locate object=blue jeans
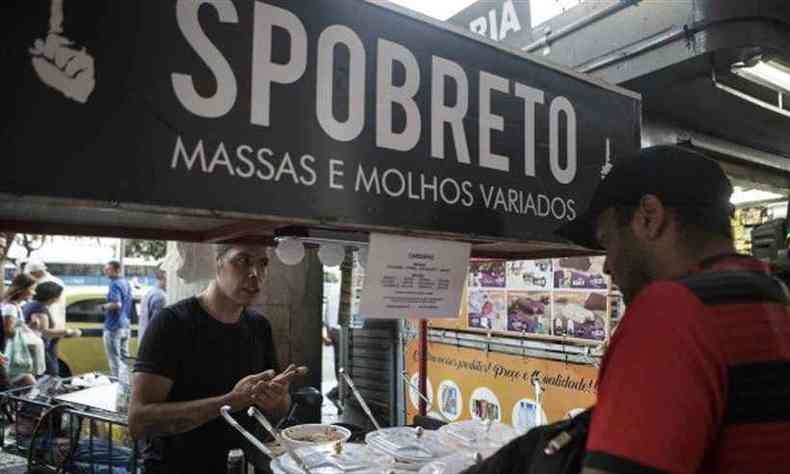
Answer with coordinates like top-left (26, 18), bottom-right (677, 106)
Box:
top-left (103, 329), bottom-right (130, 378)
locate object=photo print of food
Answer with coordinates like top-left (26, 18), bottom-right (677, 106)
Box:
top-left (507, 291), bottom-right (551, 335)
top-left (469, 387), bottom-right (502, 421)
top-left (468, 290), bottom-right (508, 330)
top-left (438, 379), bottom-right (463, 421)
top-left (552, 291), bottom-right (607, 340)
top-left (506, 259), bottom-right (553, 290)
top-left (469, 260), bottom-right (507, 288)
top-left (512, 398), bottom-right (548, 434)
top-left (554, 256), bottom-right (608, 290)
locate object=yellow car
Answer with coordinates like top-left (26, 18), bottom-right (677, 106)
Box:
top-left (58, 286), bottom-right (141, 376)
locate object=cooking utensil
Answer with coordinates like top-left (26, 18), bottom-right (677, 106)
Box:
top-left (248, 406), bottom-right (312, 474)
top-left (220, 405), bottom-right (274, 458)
top-left (399, 371), bottom-right (451, 424)
top-left (339, 367), bottom-right (382, 431)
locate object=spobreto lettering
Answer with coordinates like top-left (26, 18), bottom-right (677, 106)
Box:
top-left (172, 0), bottom-right (579, 186)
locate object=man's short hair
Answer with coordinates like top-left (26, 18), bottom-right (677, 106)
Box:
top-left (214, 244), bottom-right (235, 260)
top-left (615, 203), bottom-right (734, 248)
top-left (107, 260), bottom-right (122, 272)
top-left (33, 281), bottom-right (64, 303)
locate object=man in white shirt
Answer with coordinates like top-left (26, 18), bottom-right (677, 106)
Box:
top-left (26, 259), bottom-right (66, 328)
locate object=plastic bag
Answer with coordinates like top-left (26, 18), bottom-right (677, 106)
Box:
top-left (5, 320), bottom-right (34, 379)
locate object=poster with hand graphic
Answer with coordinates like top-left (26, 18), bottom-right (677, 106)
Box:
top-left (30, 0), bottom-right (95, 104)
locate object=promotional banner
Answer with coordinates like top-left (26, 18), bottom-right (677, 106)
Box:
top-left (404, 339), bottom-right (597, 429)
top-left (2, 0), bottom-right (640, 243)
top-left (431, 256), bottom-right (610, 342)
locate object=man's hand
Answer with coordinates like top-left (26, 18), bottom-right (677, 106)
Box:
top-left (251, 365), bottom-right (308, 415)
top-left (250, 375), bottom-right (290, 414)
top-left (226, 370), bottom-right (276, 412)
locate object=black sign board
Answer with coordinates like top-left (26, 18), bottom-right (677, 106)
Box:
top-left (2, 0), bottom-right (640, 243)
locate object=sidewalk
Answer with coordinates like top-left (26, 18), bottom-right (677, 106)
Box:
top-left (0, 450), bottom-right (25, 473)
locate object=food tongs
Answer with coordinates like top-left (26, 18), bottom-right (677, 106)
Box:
top-left (343, 369), bottom-right (432, 459)
top-left (221, 405), bottom-right (315, 473)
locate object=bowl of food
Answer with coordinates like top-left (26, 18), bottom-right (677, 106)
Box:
top-left (280, 423), bottom-right (352, 448)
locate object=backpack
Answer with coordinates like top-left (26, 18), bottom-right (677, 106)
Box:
top-left (460, 270), bottom-right (788, 474)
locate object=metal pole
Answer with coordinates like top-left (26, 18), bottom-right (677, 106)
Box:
top-left (418, 320), bottom-right (428, 417)
top-left (118, 238), bottom-right (125, 276)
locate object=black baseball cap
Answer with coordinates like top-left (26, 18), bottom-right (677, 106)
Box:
top-left (555, 145), bottom-right (733, 250)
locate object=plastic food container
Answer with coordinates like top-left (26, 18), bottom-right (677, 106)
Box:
top-left (418, 452), bottom-right (486, 474)
top-left (365, 427), bottom-right (454, 466)
top-left (437, 419), bottom-right (517, 453)
top-left (280, 424), bottom-right (352, 449)
top-left (271, 443), bottom-right (397, 473)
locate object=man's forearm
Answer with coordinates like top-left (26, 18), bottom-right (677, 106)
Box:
top-left (129, 393), bottom-right (237, 439)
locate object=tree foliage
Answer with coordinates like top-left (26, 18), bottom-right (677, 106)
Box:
top-left (125, 239), bottom-right (166, 260)
top-left (0, 233), bottom-right (16, 295)
top-left (15, 234), bottom-right (48, 258)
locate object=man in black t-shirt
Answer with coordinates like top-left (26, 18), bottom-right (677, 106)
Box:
top-left (130, 244), bottom-right (294, 473)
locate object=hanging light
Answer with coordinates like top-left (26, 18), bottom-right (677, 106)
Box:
top-left (732, 58), bottom-right (790, 94)
top-left (318, 243), bottom-right (345, 267)
top-left (275, 237), bottom-right (305, 266)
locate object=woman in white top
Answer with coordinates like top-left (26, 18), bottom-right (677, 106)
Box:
top-left (1, 274), bottom-right (38, 387)
top-left (24, 281), bottom-right (81, 376)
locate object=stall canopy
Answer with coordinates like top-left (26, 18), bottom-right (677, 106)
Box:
top-left (1, 0), bottom-right (640, 257)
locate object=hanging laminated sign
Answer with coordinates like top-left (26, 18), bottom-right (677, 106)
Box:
top-left (359, 233), bottom-right (471, 320)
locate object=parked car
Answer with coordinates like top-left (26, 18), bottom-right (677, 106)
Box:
top-left (58, 286), bottom-right (141, 377)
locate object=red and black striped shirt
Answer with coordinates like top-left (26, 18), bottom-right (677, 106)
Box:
top-left (585, 256), bottom-right (790, 473)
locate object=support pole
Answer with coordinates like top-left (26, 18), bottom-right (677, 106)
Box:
top-left (418, 320), bottom-right (428, 417)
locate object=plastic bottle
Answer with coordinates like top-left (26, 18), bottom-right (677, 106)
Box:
top-left (227, 449), bottom-right (245, 474)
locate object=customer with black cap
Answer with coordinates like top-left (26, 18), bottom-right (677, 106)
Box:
top-left (552, 146), bottom-right (790, 473)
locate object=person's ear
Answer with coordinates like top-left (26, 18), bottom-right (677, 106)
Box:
top-left (632, 195), bottom-right (667, 241)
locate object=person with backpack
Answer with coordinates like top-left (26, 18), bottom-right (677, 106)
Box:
top-left (463, 146), bottom-right (790, 474)
top-left (556, 146), bottom-right (790, 473)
